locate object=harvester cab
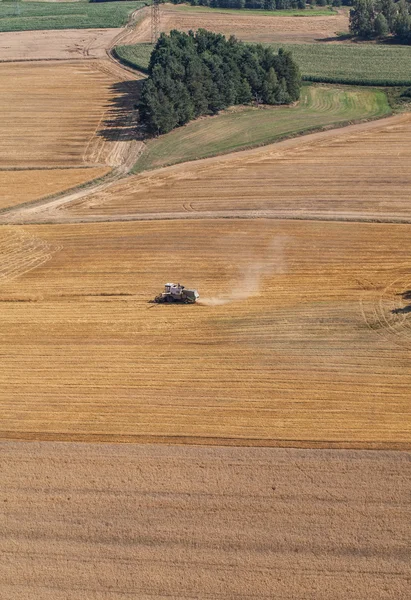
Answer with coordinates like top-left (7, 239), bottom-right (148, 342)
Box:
top-left (155, 283), bottom-right (199, 304)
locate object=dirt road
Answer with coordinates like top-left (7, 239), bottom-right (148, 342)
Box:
top-left (1, 113), bottom-right (407, 225)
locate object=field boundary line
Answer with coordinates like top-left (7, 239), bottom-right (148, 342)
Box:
top-left (0, 430), bottom-right (410, 449)
top-left (1, 112), bottom-right (404, 225)
top-left (6, 211), bottom-right (411, 226)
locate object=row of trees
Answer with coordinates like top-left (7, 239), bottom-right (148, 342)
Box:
top-left (171, 0), bottom-right (356, 10)
top-left (171, 0), bottom-right (307, 9)
top-left (349, 0), bottom-right (411, 40)
top-left (139, 30), bottom-right (301, 135)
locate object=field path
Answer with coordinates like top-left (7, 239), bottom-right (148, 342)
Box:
top-left (0, 6), bottom-right (148, 209)
top-left (0, 112), bottom-right (406, 225)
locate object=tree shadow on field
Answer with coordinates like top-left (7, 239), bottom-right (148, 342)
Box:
top-left (398, 290), bottom-right (411, 301)
top-left (97, 80), bottom-right (145, 143)
top-left (392, 290), bottom-right (411, 314)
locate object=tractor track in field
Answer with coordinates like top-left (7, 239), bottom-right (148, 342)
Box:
top-left (0, 112), bottom-right (406, 226)
top-left (0, 6), bottom-right (147, 215)
top-left (0, 5), bottom-right (405, 226)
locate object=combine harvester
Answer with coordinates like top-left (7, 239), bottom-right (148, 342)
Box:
top-left (155, 283), bottom-right (199, 304)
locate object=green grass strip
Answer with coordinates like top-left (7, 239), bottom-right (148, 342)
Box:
top-left (133, 84), bottom-right (390, 173)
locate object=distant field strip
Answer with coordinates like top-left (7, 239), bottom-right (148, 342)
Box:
top-left (271, 43), bottom-right (411, 86)
top-left (0, 220), bottom-right (411, 447)
top-left (118, 41), bottom-right (411, 86)
top-left (0, 1), bottom-right (144, 32)
top-left (169, 5), bottom-right (337, 16)
top-left (132, 85), bottom-right (390, 172)
top-left (133, 3), bottom-right (349, 44)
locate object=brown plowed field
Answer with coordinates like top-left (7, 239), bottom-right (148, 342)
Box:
top-left (1, 441), bottom-right (410, 600)
top-left (0, 168), bottom-right (109, 211)
top-left (56, 113), bottom-right (411, 223)
top-left (133, 4), bottom-right (349, 44)
top-left (1, 219), bottom-right (411, 446)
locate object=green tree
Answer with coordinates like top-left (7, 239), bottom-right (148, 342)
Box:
top-left (349, 0), bottom-right (376, 37)
top-left (139, 31), bottom-right (301, 135)
top-left (393, 0), bottom-right (411, 38)
top-left (262, 68), bottom-right (279, 103)
top-left (377, 0), bottom-right (397, 30)
top-left (374, 12), bottom-right (389, 34)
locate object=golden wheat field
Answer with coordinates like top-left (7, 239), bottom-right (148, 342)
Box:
top-left (57, 114), bottom-right (411, 223)
top-left (0, 61), bottom-right (119, 169)
top-left (0, 168), bottom-right (109, 211)
top-left (0, 219), bottom-right (410, 447)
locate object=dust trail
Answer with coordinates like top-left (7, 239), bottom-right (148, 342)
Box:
top-left (199, 235), bottom-right (288, 306)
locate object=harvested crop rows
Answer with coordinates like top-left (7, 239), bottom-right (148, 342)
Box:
top-left (52, 113), bottom-right (411, 223)
top-left (0, 61), bottom-right (119, 168)
top-left (0, 168), bottom-right (109, 211)
top-left (0, 58), bottom-right (142, 210)
top-left (135, 4), bottom-right (349, 44)
top-left (1, 441), bottom-right (410, 600)
top-left (0, 219), bottom-right (411, 446)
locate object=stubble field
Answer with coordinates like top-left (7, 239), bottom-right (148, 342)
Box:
top-left (0, 219), bottom-right (411, 447)
top-left (0, 58), bottom-right (142, 210)
top-left (133, 4), bottom-right (349, 44)
top-left (51, 113), bottom-right (411, 223)
top-left (0, 60), bottom-right (118, 168)
top-left (1, 441), bottom-right (410, 600)
top-left (1, 9), bottom-right (411, 599)
top-left (0, 168), bottom-right (109, 210)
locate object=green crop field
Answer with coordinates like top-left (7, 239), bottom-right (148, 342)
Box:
top-left (271, 43), bottom-right (411, 86)
top-left (115, 42), bottom-right (152, 73)
top-left (116, 42), bottom-right (411, 86)
top-left (134, 84), bottom-right (390, 173)
top-left (0, 1), bottom-right (146, 32)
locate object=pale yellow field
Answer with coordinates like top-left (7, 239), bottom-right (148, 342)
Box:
top-left (57, 114), bottom-right (411, 223)
top-left (0, 219), bottom-right (411, 447)
top-left (0, 168), bottom-right (109, 210)
top-left (0, 28), bottom-right (120, 61)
